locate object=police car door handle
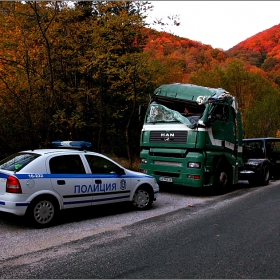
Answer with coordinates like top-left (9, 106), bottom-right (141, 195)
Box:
top-left (57, 180), bottom-right (65, 185)
top-left (95, 180), bottom-right (102, 184)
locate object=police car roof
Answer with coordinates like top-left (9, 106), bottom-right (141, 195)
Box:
top-left (18, 141), bottom-right (115, 158)
top-left (21, 141), bottom-right (94, 155)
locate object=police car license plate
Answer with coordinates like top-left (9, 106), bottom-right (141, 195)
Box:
top-left (159, 176), bottom-right (172, 183)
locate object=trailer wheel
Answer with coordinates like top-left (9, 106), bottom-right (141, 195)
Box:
top-left (249, 164), bottom-right (270, 186)
top-left (259, 164), bottom-right (270, 186)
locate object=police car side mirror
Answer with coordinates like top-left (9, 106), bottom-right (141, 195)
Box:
top-left (139, 105), bottom-right (146, 122)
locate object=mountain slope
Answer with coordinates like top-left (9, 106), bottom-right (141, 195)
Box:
top-left (227, 24), bottom-right (280, 71)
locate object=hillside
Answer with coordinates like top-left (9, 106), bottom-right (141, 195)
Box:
top-left (227, 24), bottom-right (280, 83)
top-left (143, 28), bottom-right (228, 82)
top-left (144, 24), bottom-right (280, 86)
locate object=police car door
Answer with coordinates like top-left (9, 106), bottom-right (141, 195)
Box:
top-left (84, 154), bottom-right (130, 205)
top-left (48, 154), bottom-right (93, 209)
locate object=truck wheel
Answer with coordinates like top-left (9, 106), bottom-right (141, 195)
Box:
top-left (132, 186), bottom-right (153, 210)
top-left (260, 164), bottom-right (270, 186)
top-left (249, 165), bottom-right (270, 186)
top-left (214, 167), bottom-right (232, 193)
top-left (27, 196), bottom-right (58, 228)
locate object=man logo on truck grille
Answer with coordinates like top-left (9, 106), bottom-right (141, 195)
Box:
top-left (161, 133), bottom-right (174, 141)
top-left (150, 131), bottom-right (187, 143)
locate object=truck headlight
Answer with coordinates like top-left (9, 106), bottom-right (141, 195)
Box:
top-left (188, 162), bottom-right (201, 169)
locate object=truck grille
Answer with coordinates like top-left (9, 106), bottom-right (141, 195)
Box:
top-left (150, 131), bottom-right (188, 143)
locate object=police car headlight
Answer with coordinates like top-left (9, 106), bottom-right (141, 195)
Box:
top-left (141, 158), bottom-right (148, 164)
top-left (188, 162), bottom-right (201, 169)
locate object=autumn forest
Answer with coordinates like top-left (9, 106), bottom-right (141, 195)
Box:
top-left (1, 1), bottom-right (280, 167)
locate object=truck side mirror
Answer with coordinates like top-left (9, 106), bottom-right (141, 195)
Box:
top-left (204, 115), bottom-right (216, 127)
top-left (139, 105), bottom-right (146, 122)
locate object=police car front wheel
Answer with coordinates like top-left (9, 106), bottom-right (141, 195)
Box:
top-left (27, 196), bottom-right (58, 228)
top-left (132, 187), bottom-right (153, 210)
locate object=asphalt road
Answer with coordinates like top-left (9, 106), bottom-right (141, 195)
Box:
top-left (0, 181), bottom-right (280, 278)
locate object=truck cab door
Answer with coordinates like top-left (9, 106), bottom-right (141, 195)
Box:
top-left (208, 104), bottom-right (236, 152)
top-left (208, 104), bottom-right (228, 149)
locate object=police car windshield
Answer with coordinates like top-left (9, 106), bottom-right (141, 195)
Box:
top-left (0, 152), bottom-right (40, 172)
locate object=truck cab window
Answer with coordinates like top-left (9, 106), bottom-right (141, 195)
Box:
top-left (210, 104), bottom-right (228, 122)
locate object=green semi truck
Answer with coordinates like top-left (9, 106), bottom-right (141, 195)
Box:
top-left (139, 83), bottom-right (271, 191)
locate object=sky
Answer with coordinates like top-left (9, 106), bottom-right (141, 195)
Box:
top-left (145, 1), bottom-right (280, 50)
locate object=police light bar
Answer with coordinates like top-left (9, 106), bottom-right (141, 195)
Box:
top-left (52, 141), bottom-right (92, 149)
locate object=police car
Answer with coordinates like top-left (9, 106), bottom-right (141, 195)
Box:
top-left (0, 141), bottom-right (159, 228)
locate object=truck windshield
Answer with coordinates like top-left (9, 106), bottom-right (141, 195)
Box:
top-left (146, 103), bottom-right (199, 128)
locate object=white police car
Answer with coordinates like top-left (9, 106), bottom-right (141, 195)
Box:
top-left (0, 141), bottom-right (159, 228)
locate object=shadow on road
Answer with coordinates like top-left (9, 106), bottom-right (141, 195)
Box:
top-left (158, 180), bottom-right (258, 197)
top-left (0, 201), bottom-right (135, 229)
top-left (58, 201), bottom-right (135, 226)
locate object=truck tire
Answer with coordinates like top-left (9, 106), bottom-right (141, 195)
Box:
top-left (259, 164), bottom-right (270, 186)
top-left (214, 166), bottom-right (232, 193)
top-left (249, 164), bottom-right (270, 186)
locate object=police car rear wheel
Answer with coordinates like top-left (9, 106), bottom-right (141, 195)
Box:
top-left (132, 187), bottom-right (153, 210)
top-left (28, 197), bottom-right (57, 228)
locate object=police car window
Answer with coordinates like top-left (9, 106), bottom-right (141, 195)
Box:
top-left (0, 152), bottom-right (40, 172)
top-left (50, 155), bottom-right (86, 174)
top-left (85, 155), bottom-right (120, 174)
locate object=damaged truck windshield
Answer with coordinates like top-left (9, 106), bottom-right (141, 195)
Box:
top-left (146, 103), bottom-right (202, 127)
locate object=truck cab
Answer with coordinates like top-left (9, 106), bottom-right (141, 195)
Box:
top-left (140, 83), bottom-right (242, 189)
